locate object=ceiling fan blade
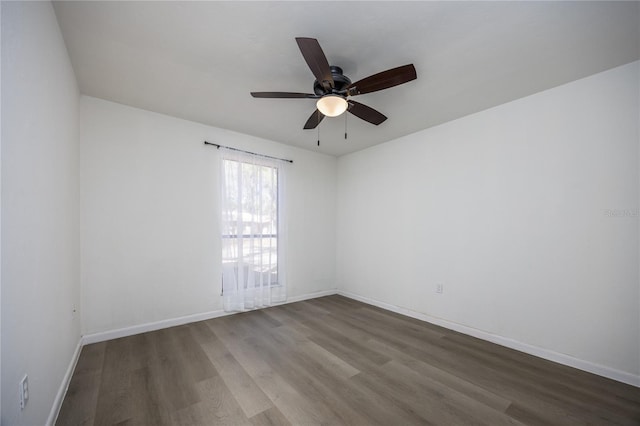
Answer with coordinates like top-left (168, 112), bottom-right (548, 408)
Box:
top-left (303, 109), bottom-right (325, 129)
top-left (251, 92), bottom-right (319, 99)
top-left (295, 37), bottom-right (334, 91)
top-left (348, 64), bottom-right (417, 96)
top-left (347, 100), bottom-right (387, 125)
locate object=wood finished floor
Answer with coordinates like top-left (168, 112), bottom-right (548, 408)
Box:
top-left (57, 295), bottom-right (640, 425)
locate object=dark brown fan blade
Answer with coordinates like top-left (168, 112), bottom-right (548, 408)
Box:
top-left (295, 37), bottom-right (334, 91)
top-left (303, 109), bottom-right (325, 129)
top-left (347, 100), bottom-right (387, 125)
top-left (251, 92), bottom-right (319, 99)
top-left (348, 64), bottom-right (416, 96)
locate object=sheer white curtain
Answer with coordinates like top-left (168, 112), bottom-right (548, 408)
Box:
top-left (220, 149), bottom-right (287, 312)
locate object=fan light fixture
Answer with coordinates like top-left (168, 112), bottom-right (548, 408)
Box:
top-left (316, 95), bottom-right (348, 117)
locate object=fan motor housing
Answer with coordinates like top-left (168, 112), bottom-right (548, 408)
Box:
top-left (313, 66), bottom-right (352, 95)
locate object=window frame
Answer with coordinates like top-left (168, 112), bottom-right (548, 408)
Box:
top-left (220, 157), bottom-right (281, 289)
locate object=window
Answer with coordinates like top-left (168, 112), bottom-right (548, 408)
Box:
top-left (220, 153), bottom-right (286, 311)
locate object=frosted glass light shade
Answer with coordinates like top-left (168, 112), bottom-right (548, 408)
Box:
top-left (316, 95), bottom-right (348, 117)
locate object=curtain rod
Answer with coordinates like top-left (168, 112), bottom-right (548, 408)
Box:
top-left (204, 141), bottom-right (293, 164)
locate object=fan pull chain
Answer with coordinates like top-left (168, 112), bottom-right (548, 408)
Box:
top-left (317, 119), bottom-right (320, 146)
top-left (344, 111), bottom-right (348, 140)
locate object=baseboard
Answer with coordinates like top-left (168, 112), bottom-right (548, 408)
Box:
top-left (82, 308), bottom-right (230, 345)
top-left (82, 288), bottom-right (339, 345)
top-left (337, 290), bottom-right (640, 388)
top-left (283, 288), bottom-right (337, 304)
top-left (46, 338), bottom-right (83, 426)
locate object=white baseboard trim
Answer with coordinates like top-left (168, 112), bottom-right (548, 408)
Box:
top-left (337, 290), bottom-right (640, 388)
top-left (82, 288), bottom-right (339, 346)
top-left (46, 338), bottom-right (83, 426)
top-left (82, 309), bottom-right (229, 345)
top-left (283, 288), bottom-right (337, 304)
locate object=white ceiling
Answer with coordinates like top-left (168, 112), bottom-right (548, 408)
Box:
top-left (53, 1), bottom-right (639, 157)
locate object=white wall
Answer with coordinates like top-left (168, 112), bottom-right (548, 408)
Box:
top-left (337, 62), bottom-right (640, 380)
top-left (80, 96), bottom-right (337, 335)
top-left (1, 1), bottom-right (4, 418)
top-left (1, 2), bottom-right (81, 425)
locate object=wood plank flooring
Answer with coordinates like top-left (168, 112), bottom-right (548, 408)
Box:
top-left (56, 295), bottom-right (640, 425)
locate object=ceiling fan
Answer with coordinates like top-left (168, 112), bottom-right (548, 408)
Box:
top-left (251, 37), bottom-right (417, 130)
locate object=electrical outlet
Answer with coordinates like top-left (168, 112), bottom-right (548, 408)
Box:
top-left (19, 375), bottom-right (28, 409)
top-left (436, 282), bottom-right (444, 294)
